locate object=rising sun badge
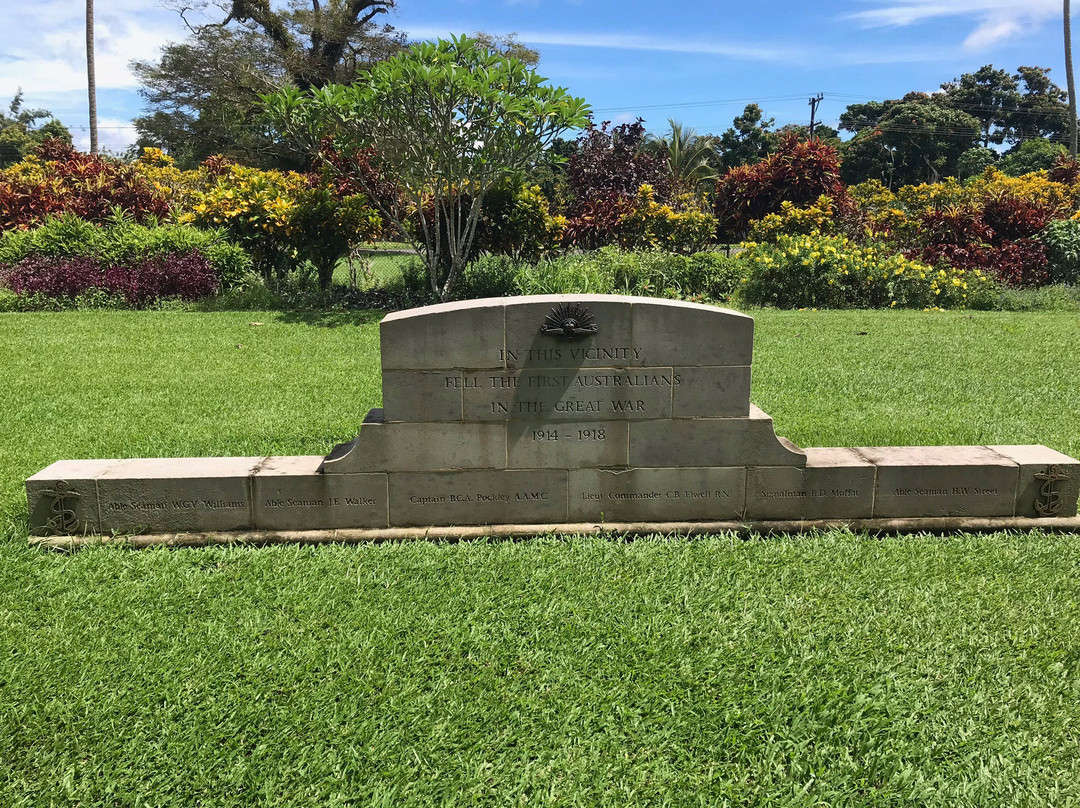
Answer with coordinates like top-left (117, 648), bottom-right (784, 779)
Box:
top-left (539, 303), bottom-right (599, 342)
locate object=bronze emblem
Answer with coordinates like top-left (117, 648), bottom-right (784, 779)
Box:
top-left (539, 303), bottom-right (598, 342)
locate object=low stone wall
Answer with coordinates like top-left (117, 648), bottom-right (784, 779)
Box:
top-left (26, 296), bottom-right (1080, 540)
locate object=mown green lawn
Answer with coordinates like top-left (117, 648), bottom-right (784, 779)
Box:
top-left (1, 308), bottom-right (1079, 805)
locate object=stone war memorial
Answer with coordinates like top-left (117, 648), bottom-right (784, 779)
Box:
top-left (27, 295), bottom-right (1080, 546)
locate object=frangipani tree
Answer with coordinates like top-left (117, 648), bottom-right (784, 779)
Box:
top-left (264, 35), bottom-right (590, 300)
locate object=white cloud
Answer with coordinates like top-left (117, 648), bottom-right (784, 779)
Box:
top-left (404, 25), bottom-right (802, 62)
top-left (845, 0), bottom-right (1058, 50)
top-left (0, 0), bottom-right (183, 98)
top-left (70, 117), bottom-right (138, 154)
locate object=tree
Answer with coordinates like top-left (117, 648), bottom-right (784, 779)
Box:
top-left (0, 92), bottom-right (72, 168)
top-left (86, 0), bottom-right (97, 154)
top-left (217, 0), bottom-right (396, 91)
top-left (1012, 66), bottom-right (1070, 141)
top-left (132, 0), bottom-right (404, 167)
top-left (469, 31), bottom-right (539, 67)
top-left (566, 119), bottom-right (670, 202)
top-left (1068, 0), bottom-right (1078, 156)
top-left (1000, 138), bottom-right (1068, 175)
top-left (956, 146), bottom-right (999, 179)
top-left (940, 65), bottom-right (1021, 146)
top-left (839, 100), bottom-right (895, 135)
top-left (265, 36), bottom-right (589, 301)
top-left (716, 104), bottom-right (777, 170)
top-left (875, 98), bottom-right (981, 183)
top-left (644, 119), bottom-right (718, 194)
top-left (776, 122), bottom-right (841, 147)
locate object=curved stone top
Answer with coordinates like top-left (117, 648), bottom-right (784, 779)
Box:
top-left (380, 294), bottom-right (754, 371)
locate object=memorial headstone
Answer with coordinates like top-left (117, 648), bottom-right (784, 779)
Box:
top-left (26, 296), bottom-right (1080, 539)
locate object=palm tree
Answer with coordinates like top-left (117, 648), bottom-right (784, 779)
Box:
top-left (646, 119), bottom-right (719, 194)
top-left (1067, 0), bottom-right (1077, 157)
top-left (86, 0), bottom-right (97, 154)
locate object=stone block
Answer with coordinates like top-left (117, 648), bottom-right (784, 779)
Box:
top-left (745, 448), bottom-right (876, 520)
top-left (252, 456), bottom-right (389, 530)
top-left (630, 299), bottom-right (753, 367)
top-left (987, 445), bottom-right (1080, 518)
top-left (507, 421), bottom-right (629, 469)
top-left (465, 368), bottom-right (676, 421)
top-left (389, 469), bottom-right (567, 526)
top-left (380, 300), bottom-right (504, 370)
top-left (381, 370), bottom-right (463, 422)
top-left (95, 457), bottom-right (261, 533)
top-left (856, 446), bottom-right (1018, 518)
top-left (568, 467), bottom-right (745, 522)
top-left (672, 366), bottom-right (751, 418)
top-left (26, 459), bottom-right (124, 535)
top-left (503, 296), bottom-right (637, 369)
top-left (630, 405), bottom-right (806, 468)
top-left (322, 419), bottom-right (506, 473)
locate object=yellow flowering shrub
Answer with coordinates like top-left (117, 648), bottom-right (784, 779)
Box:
top-left (617, 184), bottom-right (717, 254)
top-left (479, 184), bottom-right (565, 261)
top-left (970, 169), bottom-right (1080, 216)
top-left (746, 195), bottom-right (839, 242)
top-left (738, 231), bottom-right (999, 309)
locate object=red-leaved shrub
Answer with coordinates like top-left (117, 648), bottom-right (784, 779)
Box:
top-left (3, 251), bottom-right (218, 306)
top-left (713, 134), bottom-right (850, 240)
top-left (0, 139), bottom-right (171, 230)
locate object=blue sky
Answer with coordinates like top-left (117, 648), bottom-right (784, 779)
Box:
top-left (0, 0), bottom-right (1066, 152)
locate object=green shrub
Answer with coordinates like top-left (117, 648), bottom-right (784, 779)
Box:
top-left (1041, 218), bottom-right (1080, 284)
top-left (511, 248), bottom-right (740, 301)
top-left (616, 185), bottom-right (717, 254)
top-left (455, 255), bottom-right (525, 299)
top-left (737, 232), bottom-right (1000, 309)
top-left (0, 214), bottom-right (253, 289)
top-left (514, 253), bottom-right (616, 296)
top-left (478, 184), bottom-right (565, 261)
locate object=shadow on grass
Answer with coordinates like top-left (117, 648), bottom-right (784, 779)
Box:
top-left (272, 310), bottom-right (385, 328)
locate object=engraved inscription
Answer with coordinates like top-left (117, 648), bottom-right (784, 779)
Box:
top-left (42, 481), bottom-right (80, 534)
top-left (500, 347), bottom-right (644, 363)
top-left (106, 499), bottom-right (246, 511)
top-left (892, 487), bottom-right (999, 496)
top-left (465, 368), bottom-right (681, 421)
top-left (579, 488), bottom-right (731, 501)
top-left (263, 497), bottom-right (376, 508)
top-left (1034, 464), bottom-right (1067, 517)
top-left (531, 429), bottom-right (607, 441)
top-left (759, 488), bottom-right (861, 499)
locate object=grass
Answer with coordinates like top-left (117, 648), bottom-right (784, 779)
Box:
top-left (2, 307), bottom-right (1080, 805)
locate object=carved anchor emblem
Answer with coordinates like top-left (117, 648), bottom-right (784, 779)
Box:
top-left (42, 481), bottom-right (81, 534)
top-left (539, 303), bottom-right (598, 342)
top-left (1034, 464), bottom-right (1068, 517)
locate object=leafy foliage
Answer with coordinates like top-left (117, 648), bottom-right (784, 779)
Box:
top-left (1000, 139), bottom-right (1069, 177)
top-left (713, 133), bottom-right (848, 241)
top-left (0, 140), bottom-right (170, 230)
top-left (0, 91), bottom-right (71, 169)
top-left (1, 251), bottom-right (219, 307)
top-left (615, 185), bottom-right (717, 253)
top-left (266, 35), bottom-right (589, 301)
top-left (477, 184), bottom-right (565, 262)
top-left (566, 119), bottom-right (671, 204)
top-left (738, 232), bottom-right (999, 309)
top-left (716, 104), bottom-right (777, 171)
top-left (0, 214), bottom-right (251, 289)
top-left (1040, 218), bottom-right (1080, 284)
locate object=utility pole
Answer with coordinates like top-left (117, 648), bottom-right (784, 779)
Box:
top-left (808, 93), bottom-right (824, 139)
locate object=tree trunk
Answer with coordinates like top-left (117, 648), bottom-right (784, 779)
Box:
top-left (86, 0), bottom-right (98, 154)
top-left (1067, 0), bottom-right (1078, 157)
